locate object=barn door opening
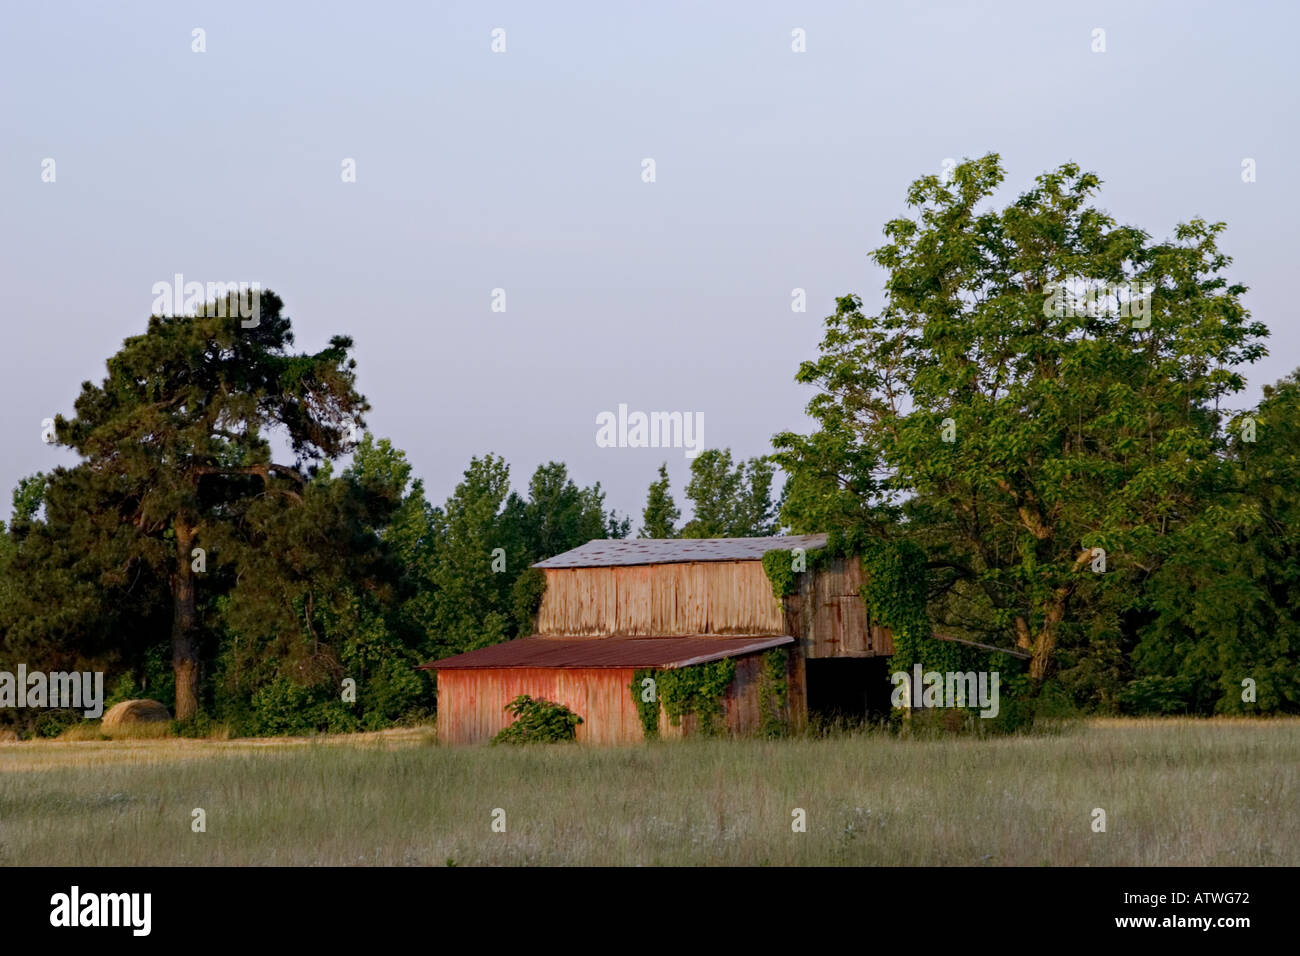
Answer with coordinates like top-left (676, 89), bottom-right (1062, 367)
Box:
top-left (805, 657), bottom-right (892, 725)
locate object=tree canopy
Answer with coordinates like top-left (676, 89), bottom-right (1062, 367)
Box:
top-left (777, 153), bottom-right (1289, 710)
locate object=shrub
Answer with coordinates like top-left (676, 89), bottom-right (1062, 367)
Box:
top-left (32, 709), bottom-right (81, 739)
top-left (170, 712), bottom-right (217, 738)
top-left (248, 677), bottom-right (360, 736)
top-left (1119, 676), bottom-right (1195, 715)
top-left (491, 694), bottom-right (582, 744)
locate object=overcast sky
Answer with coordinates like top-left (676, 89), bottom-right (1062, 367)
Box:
top-left (3, 0), bottom-right (1296, 525)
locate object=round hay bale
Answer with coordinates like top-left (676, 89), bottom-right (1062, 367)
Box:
top-left (101, 699), bottom-right (171, 730)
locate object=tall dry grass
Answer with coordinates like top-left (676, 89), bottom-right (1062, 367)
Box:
top-left (0, 719), bottom-right (1294, 866)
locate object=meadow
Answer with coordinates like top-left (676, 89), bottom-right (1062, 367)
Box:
top-left (0, 718), bottom-right (1295, 866)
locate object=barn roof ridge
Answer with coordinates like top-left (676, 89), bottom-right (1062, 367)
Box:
top-left (532, 533), bottom-right (829, 569)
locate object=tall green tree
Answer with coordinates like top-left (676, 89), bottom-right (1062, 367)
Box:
top-left (46, 291), bottom-right (367, 717)
top-left (215, 437), bottom-right (425, 732)
top-left (505, 461), bottom-right (629, 560)
top-left (777, 154), bottom-right (1267, 683)
top-left (423, 455), bottom-right (516, 660)
top-left (639, 463), bottom-right (680, 538)
top-left (1, 464), bottom-right (173, 722)
top-left (681, 449), bottom-right (778, 537)
top-left (1130, 370), bottom-right (1300, 714)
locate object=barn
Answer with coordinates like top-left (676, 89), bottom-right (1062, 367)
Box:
top-left (420, 534), bottom-right (897, 744)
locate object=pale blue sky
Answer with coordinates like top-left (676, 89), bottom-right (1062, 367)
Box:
top-left (3, 1), bottom-right (1296, 523)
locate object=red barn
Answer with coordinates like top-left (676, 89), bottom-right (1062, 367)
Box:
top-left (420, 535), bottom-right (896, 744)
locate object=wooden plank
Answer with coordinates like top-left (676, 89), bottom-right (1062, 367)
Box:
top-left (538, 561), bottom-right (785, 638)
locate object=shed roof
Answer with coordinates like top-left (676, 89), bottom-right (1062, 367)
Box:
top-left (532, 534), bottom-right (828, 569)
top-left (419, 635), bottom-right (794, 671)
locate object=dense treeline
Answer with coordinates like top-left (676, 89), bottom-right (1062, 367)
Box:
top-left (2, 155), bottom-right (1297, 735)
top-left (0, 297), bottom-right (777, 735)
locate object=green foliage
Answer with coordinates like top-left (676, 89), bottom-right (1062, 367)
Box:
top-left (507, 461), bottom-right (631, 560)
top-left (681, 449), bottom-right (778, 538)
top-left (139, 640), bottom-right (176, 710)
top-left (170, 712), bottom-right (216, 738)
top-left (758, 649), bottom-right (790, 738)
top-left (630, 668), bottom-right (661, 739)
top-left (0, 423), bottom-right (634, 735)
top-left (418, 458), bottom-right (628, 664)
top-left (103, 672), bottom-right (140, 712)
top-left (762, 550), bottom-right (798, 600)
top-left (761, 546), bottom-right (827, 601)
top-left (491, 694), bottom-right (582, 744)
top-left (0, 291), bottom-right (371, 720)
top-left (32, 709), bottom-right (80, 739)
top-left (421, 454), bottom-right (516, 658)
top-left (510, 567), bottom-right (547, 638)
top-left (246, 677), bottom-right (360, 736)
top-left (980, 670), bottom-right (1042, 735)
top-left (657, 658), bottom-right (736, 736)
top-left (861, 539), bottom-right (957, 674)
top-left (639, 463), bottom-right (680, 538)
top-left (1118, 676), bottom-right (1196, 716)
top-left (776, 154), bottom-right (1268, 691)
top-left (10, 473), bottom-right (46, 528)
top-left (1129, 369), bottom-right (1300, 715)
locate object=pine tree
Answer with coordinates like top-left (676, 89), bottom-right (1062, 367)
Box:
top-left (45, 291), bottom-right (367, 718)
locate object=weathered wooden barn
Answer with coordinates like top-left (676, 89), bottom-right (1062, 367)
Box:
top-left (420, 534), bottom-right (896, 744)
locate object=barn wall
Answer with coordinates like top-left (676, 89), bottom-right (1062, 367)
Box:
top-left (532, 556), bottom-right (892, 658)
top-left (784, 556), bottom-right (894, 659)
top-left (536, 562), bottom-right (785, 637)
top-left (436, 667), bottom-right (650, 745)
top-left (436, 653), bottom-right (797, 744)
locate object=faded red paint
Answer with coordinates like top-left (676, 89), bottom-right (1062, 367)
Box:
top-left (435, 667), bottom-right (648, 745)
top-left (433, 652), bottom-right (800, 745)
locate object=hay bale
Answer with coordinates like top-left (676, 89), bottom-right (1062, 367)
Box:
top-left (101, 699), bottom-right (171, 730)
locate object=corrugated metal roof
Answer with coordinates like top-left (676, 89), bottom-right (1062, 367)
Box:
top-left (532, 534), bottom-right (828, 569)
top-left (419, 635), bottom-right (794, 670)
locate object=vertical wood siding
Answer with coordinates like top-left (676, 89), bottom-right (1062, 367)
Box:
top-left (532, 557), bottom-right (892, 657)
top-left (783, 556), bottom-right (894, 658)
top-left (436, 668), bottom-right (643, 745)
top-left (435, 655), bottom-right (789, 745)
top-left (536, 561), bottom-right (785, 637)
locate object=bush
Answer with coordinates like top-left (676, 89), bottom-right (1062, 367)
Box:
top-left (355, 656), bottom-right (430, 729)
top-left (170, 712), bottom-right (217, 738)
top-left (247, 677), bottom-right (360, 736)
top-left (889, 671), bottom-right (1076, 738)
top-left (491, 695), bottom-right (582, 744)
top-left (1119, 676), bottom-right (1195, 715)
top-left (31, 709), bottom-right (81, 739)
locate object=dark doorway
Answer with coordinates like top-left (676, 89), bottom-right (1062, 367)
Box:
top-left (806, 657), bottom-right (893, 724)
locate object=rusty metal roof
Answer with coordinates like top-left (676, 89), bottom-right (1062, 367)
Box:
top-left (532, 534), bottom-right (828, 569)
top-left (419, 635), bottom-right (794, 670)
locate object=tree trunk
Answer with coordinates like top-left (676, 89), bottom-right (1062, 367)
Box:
top-left (1028, 587), bottom-right (1070, 682)
top-left (171, 515), bottom-right (200, 720)
top-left (1029, 633), bottom-right (1054, 682)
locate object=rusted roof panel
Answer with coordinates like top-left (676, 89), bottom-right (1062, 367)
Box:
top-left (419, 635), bottom-right (794, 670)
top-left (532, 534), bottom-right (828, 569)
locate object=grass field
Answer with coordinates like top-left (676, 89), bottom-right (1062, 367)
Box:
top-left (0, 718), bottom-right (1295, 866)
